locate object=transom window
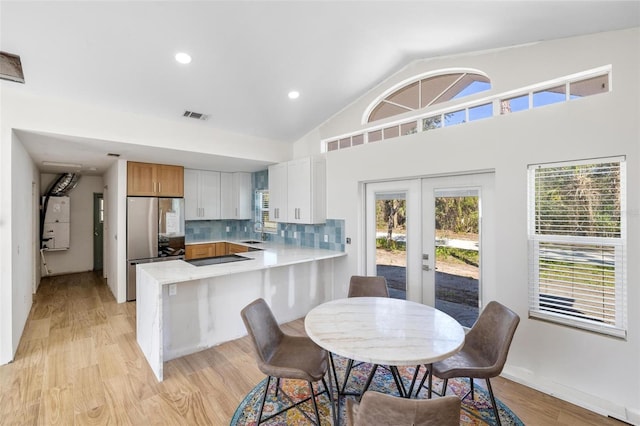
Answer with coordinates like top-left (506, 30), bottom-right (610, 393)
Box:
top-left (367, 71), bottom-right (491, 123)
top-left (527, 157), bottom-right (626, 338)
top-left (324, 66), bottom-right (611, 152)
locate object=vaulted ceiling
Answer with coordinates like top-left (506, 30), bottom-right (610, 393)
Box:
top-left (2, 1), bottom-right (639, 174)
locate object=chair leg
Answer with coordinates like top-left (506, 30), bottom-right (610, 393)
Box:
top-left (257, 376), bottom-right (271, 424)
top-left (441, 378), bottom-right (449, 396)
top-left (275, 377), bottom-right (281, 397)
top-left (308, 381), bottom-right (321, 425)
top-left (470, 377), bottom-right (475, 400)
top-left (485, 378), bottom-right (502, 426)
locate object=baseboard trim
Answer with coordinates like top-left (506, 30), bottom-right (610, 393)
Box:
top-left (501, 366), bottom-right (636, 425)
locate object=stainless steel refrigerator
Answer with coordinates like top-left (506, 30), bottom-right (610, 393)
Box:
top-left (127, 197), bottom-right (185, 301)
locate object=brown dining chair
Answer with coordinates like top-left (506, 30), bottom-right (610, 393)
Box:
top-left (340, 275), bottom-right (392, 395)
top-left (346, 391), bottom-right (461, 426)
top-left (415, 300), bottom-right (520, 426)
top-left (348, 275), bottom-right (389, 298)
top-left (241, 298), bottom-right (333, 425)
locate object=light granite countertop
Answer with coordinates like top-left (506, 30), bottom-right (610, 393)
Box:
top-left (138, 241), bottom-right (346, 285)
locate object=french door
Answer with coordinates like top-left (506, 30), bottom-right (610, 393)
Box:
top-left (366, 173), bottom-right (495, 324)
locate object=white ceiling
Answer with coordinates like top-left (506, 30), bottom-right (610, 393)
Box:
top-left (2, 1), bottom-right (639, 175)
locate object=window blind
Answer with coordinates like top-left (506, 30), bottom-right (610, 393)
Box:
top-left (528, 157), bottom-right (626, 338)
top-left (256, 190), bottom-right (277, 234)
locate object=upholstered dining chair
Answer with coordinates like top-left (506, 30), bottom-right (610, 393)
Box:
top-left (241, 298), bottom-right (333, 425)
top-left (347, 275), bottom-right (389, 298)
top-left (339, 275), bottom-right (390, 395)
top-left (415, 300), bottom-right (520, 426)
top-left (346, 391), bottom-right (461, 426)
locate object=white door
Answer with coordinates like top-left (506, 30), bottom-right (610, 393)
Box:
top-left (421, 173), bottom-right (495, 326)
top-left (365, 173), bottom-right (495, 317)
top-left (365, 180), bottom-right (421, 302)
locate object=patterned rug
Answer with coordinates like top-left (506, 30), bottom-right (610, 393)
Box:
top-left (231, 354), bottom-right (524, 425)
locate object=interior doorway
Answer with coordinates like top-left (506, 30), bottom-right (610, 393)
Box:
top-left (93, 193), bottom-right (104, 271)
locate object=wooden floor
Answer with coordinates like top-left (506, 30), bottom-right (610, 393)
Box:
top-left (0, 271), bottom-right (626, 425)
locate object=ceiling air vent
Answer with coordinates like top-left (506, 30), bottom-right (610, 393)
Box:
top-left (183, 110), bottom-right (209, 121)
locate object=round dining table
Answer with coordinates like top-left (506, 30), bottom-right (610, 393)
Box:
top-left (305, 297), bottom-right (465, 400)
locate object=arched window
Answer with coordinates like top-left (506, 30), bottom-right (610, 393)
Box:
top-left (324, 66), bottom-right (609, 152)
top-left (366, 71), bottom-right (491, 123)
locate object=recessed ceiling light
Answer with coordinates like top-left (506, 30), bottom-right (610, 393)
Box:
top-left (288, 91), bottom-right (300, 100)
top-left (175, 52), bottom-right (192, 64)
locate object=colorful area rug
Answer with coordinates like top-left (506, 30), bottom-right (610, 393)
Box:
top-left (231, 354), bottom-right (524, 425)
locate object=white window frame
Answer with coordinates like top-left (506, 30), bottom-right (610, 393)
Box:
top-left (527, 156), bottom-right (626, 338)
top-left (256, 190), bottom-right (277, 234)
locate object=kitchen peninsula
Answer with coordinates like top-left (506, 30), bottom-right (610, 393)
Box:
top-left (136, 241), bottom-right (346, 381)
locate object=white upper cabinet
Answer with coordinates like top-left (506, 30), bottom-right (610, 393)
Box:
top-left (221, 172), bottom-right (252, 219)
top-left (268, 162), bottom-right (288, 222)
top-left (269, 156), bottom-right (326, 224)
top-left (184, 169), bottom-right (221, 220)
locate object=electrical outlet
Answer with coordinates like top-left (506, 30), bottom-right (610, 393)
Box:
top-left (169, 284), bottom-right (177, 296)
top-left (346, 237), bottom-right (351, 244)
top-left (324, 235), bottom-right (329, 243)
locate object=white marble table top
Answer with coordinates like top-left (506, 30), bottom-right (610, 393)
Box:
top-left (305, 297), bottom-right (465, 366)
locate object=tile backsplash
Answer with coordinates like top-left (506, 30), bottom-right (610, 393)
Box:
top-left (186, 218), bottom-right (345, 252)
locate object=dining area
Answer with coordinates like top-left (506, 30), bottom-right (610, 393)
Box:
top-left (235, 275), bottom-right (521, 425)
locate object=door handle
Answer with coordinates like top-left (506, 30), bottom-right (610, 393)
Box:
top-left (422, 254), bottom-right (431, 271)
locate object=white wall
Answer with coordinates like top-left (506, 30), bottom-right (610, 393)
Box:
top-left (9, 131), bottom-right (38, 360)
top-left (103, 159), bottom-right (127, 303)
top-left (296, 28), bottom-right (640, 422)
top-left (40, 174), bottom-right (104, 276)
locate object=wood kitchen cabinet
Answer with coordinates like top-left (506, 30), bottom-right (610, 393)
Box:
top-left (185, 242), bottom-right (228, 260)
top-left (127, 161), bottom-right (184, 197)
top-left (184, 169), bottom-right (221, 220)
top-left (185, 243), bottom-right (215, 260)
top-left (220, 172), bottom-right (252, 220)
top-left (227, 243), bottom-right (248, 254)
top-left (268, 156), bottom-right (326, 224)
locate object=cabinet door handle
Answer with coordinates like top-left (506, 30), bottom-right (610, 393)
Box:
top-left (159, 182), bottom-right (162, 193)
top-left (153, 182), bottom-right (157, 193)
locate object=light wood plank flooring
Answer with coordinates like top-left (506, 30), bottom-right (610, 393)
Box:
top-left (0, 271), bottom-right (626, 425)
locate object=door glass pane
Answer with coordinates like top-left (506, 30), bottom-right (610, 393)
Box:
top-left (434, 191), bottom-right (479, 327)
top-left (375, 195), bottom-right (406, 300)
